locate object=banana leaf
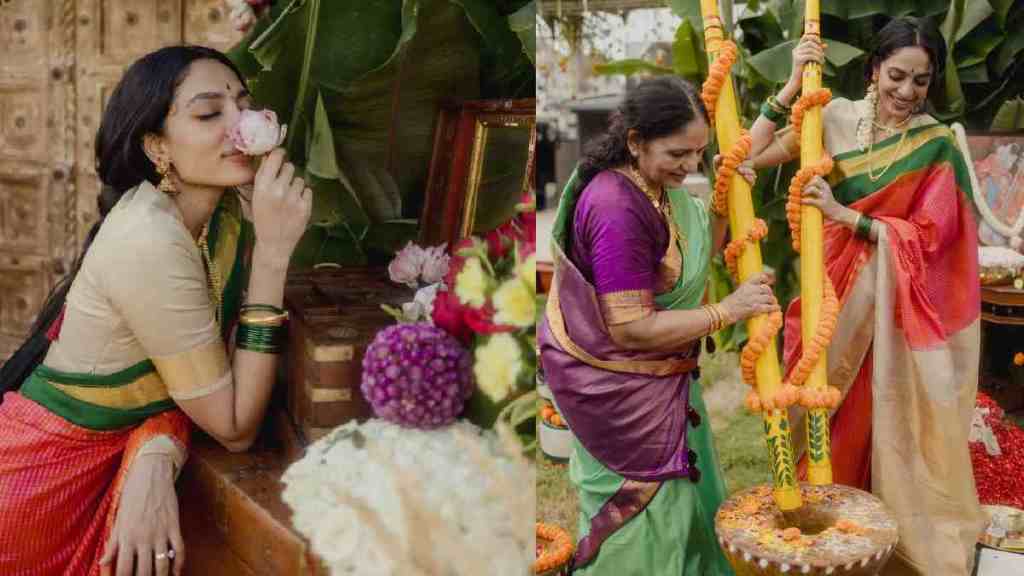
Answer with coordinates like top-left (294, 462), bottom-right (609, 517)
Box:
top-left (738, 10), bottom-right (785, 55)
top-left (454, 0), bottom-right (536, 98)
top-left (673, 19), bottom-right (707, 81)
top-left (508, 2), bottom-right (537, 65)
top-left (990, 97), bottom-right (1024, 130)
top-left (747, 39), bottom-right (864, 84)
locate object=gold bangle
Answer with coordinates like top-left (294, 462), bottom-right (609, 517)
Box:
top-left (700, 305), bottom-right (716, 334)
top-left (714, 303), bottom-right (732, 327)
top-left (240, 311), bottom-right (289, 326)
top-left (704, 304), bottom-right (722, 333)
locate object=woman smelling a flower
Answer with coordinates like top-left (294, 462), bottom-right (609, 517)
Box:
top-left (0, 45), bottom-right (310, 576)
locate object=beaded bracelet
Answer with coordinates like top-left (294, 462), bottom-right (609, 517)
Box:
top-left (854, 213), bottom-right (874, 239)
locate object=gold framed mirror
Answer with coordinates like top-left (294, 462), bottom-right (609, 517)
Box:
top-left (461, 111), bottom-right (536, 237)
top-left (420, 99), bottom-right (536, 248)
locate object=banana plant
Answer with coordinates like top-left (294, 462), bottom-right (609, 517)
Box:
top-left (227, 0), bottom-right (536, 267)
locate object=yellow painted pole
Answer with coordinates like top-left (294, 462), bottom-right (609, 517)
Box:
top-left (700, 0), bottom-right (801, 510)
top-left (799, 0), bottom-right (834, 485)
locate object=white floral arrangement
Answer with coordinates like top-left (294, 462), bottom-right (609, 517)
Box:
top-left (281, 419), bottom-right (534, 576)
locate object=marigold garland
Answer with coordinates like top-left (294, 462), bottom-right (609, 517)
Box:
top-left (785, 89), bottom-right (834, 253)
top-left (533, 522), bottom-right (574, 575)
top-left (711, 133), bottom-right (753, 217)
top-left (702, 40), bottom-right (786, 405)
top-left (774, 86), bottom-right (843, 411)
top-left (739, 310), bottom-right (785, 389)
top-left (724, 218), bottom-right (768, 279)
top-left (785, 156), bottom-right (834, 253)
top-left (700, 40), bottom-right (739, 126)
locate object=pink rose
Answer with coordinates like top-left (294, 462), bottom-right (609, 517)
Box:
top-left (420, 244), bottom-right (450, 285)
top-left (388, 242), bottom-right (426, 287)
top-left (228, 109), bottom-right (287, 156)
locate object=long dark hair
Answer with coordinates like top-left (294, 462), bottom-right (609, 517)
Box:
top-left (0, 46), bottom-right (246, 396)
top-left (865, 16), bottom-right (946, 94)
top-left (576, 76), bottom-right (709, 192)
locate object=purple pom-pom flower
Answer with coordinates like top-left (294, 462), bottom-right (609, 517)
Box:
top-left (361, 323), bottom-right (473, 429)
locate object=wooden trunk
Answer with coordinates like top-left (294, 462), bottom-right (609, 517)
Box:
top-left (179, 412), bottom-right (328, 576)
top-left (283, 267), bottom-right (414, 441)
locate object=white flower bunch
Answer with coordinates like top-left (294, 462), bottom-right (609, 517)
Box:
top-left (281, 419), bottom-right (534, 576)
top-left (979, 246), bottom-right (1024, 271)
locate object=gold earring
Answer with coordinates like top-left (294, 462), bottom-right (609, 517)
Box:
top-left (156, 157), bottom-right (177, 196)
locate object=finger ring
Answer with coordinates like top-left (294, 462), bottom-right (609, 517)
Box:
top-left (156, 549), bottom-right (176, 561)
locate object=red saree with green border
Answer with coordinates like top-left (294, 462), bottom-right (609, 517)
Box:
top-left (0, 191), bottom-right (252, 576)
top-left (783, 122), bottom-right (985, 574)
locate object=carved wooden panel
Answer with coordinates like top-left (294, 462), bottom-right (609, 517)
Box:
top-left (0, 1), bottom-right (47, 62)
top-left (0, 0), bottom-right (60, 360)
top-left (76, 0), bottom-right (183, 66)
top-left (184, 0), bottom-right (242, 52)
top-left (0, 0), bottom-right (241, 360)
top-left (0, 253), bottom-right (48, 338)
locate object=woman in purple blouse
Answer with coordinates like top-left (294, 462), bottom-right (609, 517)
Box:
top-left (539, 76), bottom-right (779, 575)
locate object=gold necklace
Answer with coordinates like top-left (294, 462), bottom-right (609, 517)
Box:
top-left (867, 124), bottom-right (911, 183)
top-left (197, 221), bottom-right (222, 325)
top-left (625, 166), bottom-right (688, 253)
top-left (628, 165), bottom-right (666, 210)
top-left (871, 113), bottom-right (912, 135)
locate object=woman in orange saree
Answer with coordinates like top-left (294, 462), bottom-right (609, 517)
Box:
top-left (751, 17), bottom-right (985, 576)
top-left (0, 45), bottom-right (311, 576)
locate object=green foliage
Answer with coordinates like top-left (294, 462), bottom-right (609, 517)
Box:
top-left (228, 0), bottom-right (536, 267)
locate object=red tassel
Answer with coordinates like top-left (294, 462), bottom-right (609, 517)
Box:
top-left (46, 306), bottom-right (66, 342)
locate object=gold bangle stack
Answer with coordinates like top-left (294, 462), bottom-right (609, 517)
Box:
top-left (701, 303), bottom-right (731, 334)
top-left (237, 304), bottom-right (288, 355)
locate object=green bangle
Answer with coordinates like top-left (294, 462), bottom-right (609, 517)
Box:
top-left (855, 213), bottom-right (874, 239)
top-left (237, 322), bottom-right (284, 354)
top-left (760, 101), bottom-right (787, 124)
